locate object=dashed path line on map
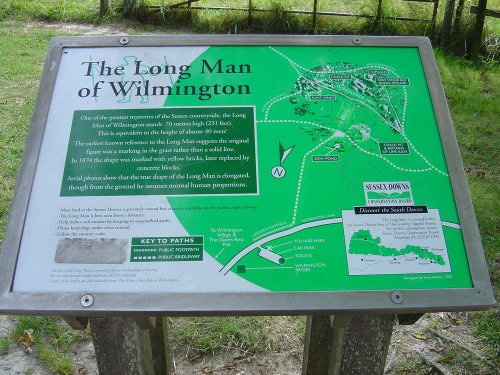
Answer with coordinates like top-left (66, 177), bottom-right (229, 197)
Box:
top-left (304, 76), bottom-right (404, 134)
top-left (220, 218), bottom-right (343, 275)
top-left (259, 47), bottom-right (449, 217)
top-left (264, 91), bottom-right (302, 121)
top-left (293, 133), bottom-right (338, 224)
top-left (258, 118), bottom-right (440, 174)
top-left (442, 221), bottom-right (461, 229)
top-left (257, 119), bottom-right (341, 133)
top-left (268, 46), bottom-right (408, 130)
top-left (401, 133), bottom-right (449, 176)
top-left (269, 46), bottom-right (401, 77)
top-left (258, 118), bottom-right (449, 222)
top-left (345, 134), bottom-right (434, 173)
top-left (259, 67), bottom-right (447, 176)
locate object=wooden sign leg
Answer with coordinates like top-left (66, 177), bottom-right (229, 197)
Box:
top-left (302, 314), bottom-right (352, 375)
top-left (150, 317), bottom-right (169, 375)
top-left (339, 314), bottom-right (395, 375)
top-left (90, 317), bottom-right (156, 375)
top-left (303, 314), bottom-right (394, 375)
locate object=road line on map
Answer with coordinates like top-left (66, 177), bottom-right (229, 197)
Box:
top-left (245, 267), bottom-right (295, 270)
top-left (306, 77), bottom-right (403, 133)
top-left (292, 134), bottom-right (337, 224)
top-left (269, 50), bottom-right (445, 176)
top-left (442, 221), bottom-right (461, 229)
top-left (220, 218), bottom-right (343, 275)
top-left (268, 46), bottom-right (409, 126)
top-left (350, 238), bottom-right (382, 246)
top-left (269, 46), bottom-right (410, 133)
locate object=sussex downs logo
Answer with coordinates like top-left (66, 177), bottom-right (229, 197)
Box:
top-left (364, 182), bottom-right (413, 206)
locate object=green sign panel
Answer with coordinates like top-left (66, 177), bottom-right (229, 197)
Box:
top-left (1, 36), bottom-right (493, 314)
top-left (158, 45), bottom-right (469, 291)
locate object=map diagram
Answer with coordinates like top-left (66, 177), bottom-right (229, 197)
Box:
top-left (349, 230), bottom-right (446, 265)
top-left (165, 45), bottom-right (470, 291)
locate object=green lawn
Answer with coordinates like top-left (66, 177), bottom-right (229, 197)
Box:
top-left (0, 5), bottom-right (498, 372)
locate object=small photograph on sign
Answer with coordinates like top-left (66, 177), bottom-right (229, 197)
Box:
top-left (55, 238), bottom-right (128, 264)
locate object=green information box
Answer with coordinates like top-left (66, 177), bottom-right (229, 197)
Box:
top-left (0, 35), bottom-right (494, 315)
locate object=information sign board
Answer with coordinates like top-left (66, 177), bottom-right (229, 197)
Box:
top-left (0, 35), bottom-right (494, 314)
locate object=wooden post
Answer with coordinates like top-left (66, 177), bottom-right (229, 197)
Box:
top-left (376, 0), bottom-right (384, 24)
top-left (248, 0), bottom-right (253, 26)
top-left (100, 0), bottom-right (109, 16)
top-left (440, 0), bottom-right (456, 44)
top-left (339, 314), bottom-right (395, 374)
top-left (312, 0), bottom-right (318, 34)
top-left (469, 0), bottom-right (488, 58)
top-left (150, 318), bottom-right (169, 375)
top-left (327, 315), bottom-right (352, 374)
top-left (453, 0), bottom-right (466, 34)
top-left (90, 317), bottom-right (156, 375)
top-left (123, 0), bottom-right (137, 18)
top-left (302, 315), bottom-right (351, 375)
top-left (302, 315), bottom-right (332, 375)
top-left (431, 0), bottom-right (440, 37)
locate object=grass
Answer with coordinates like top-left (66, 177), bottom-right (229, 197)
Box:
top-left (393, 314), bottom-right (499, 374)
top-left (1, 0), bottom-right (498, 57)
top-left (435, 48), bottom-right (500, 365)
top-left (0, 4), bottom-right (498, 374)
top-left (168, 316), bottom-right (305, 356)
top-left (0, 22), bottom-right (74, 237)
top-left (472, 310), bottom-right (500, 362)
top-left (438, 345), bottom-right (492, 374)
top-left (36, 344), bottom-right (73, 375)
top-left (168, 316), bottom-right (272, 354)
top-left (392, 356), bottom-right (431, 374)
top-left (11, 316), bottom-right (89, 351)
top-left (435, 50), bottom-right (500, 288)
top-left (9, 316), bottom-right (90, 373)
top-left (0, 0), bottom-right (106, 23)
top-left (0, 336), bottom-right (10, 353)
top-left (133, 0), bottom-right (439, 35)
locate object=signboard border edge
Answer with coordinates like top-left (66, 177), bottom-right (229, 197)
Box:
top-left (0, 35), bottom-right (495, 315)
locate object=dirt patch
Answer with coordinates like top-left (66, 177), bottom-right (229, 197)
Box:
top-left (0, 316), bottom-right (51, 375)
top-left (170, 348), bottom-right (302, 375)
top-left (21, 20), bottom-right (192, 36)
top-left (0, 312), bottom-right (496, 374)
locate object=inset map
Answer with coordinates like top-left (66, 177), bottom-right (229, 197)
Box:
top-left (342, 209), bottom-right (451, 275)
